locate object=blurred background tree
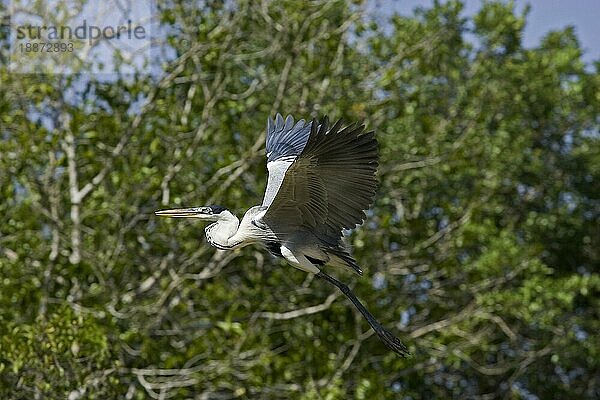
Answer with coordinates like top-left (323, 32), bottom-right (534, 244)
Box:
top-left (0, 0), bottom-right (598, 398)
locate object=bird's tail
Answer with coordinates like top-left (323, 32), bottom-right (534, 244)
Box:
top-left (325, 248), bottom-right (363, 275)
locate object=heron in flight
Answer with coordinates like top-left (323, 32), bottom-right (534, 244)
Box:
top-left (156, 114), bottom-right (408, 357)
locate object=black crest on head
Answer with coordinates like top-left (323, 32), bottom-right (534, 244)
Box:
top-left (208, 205), bottom-right (227, 214)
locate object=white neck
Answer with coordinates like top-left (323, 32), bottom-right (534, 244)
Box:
top-left (204, 210), bottom-right (241, 249)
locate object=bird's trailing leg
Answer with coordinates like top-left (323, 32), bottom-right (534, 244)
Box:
top-left (315, 270), bottom-right (410, 357)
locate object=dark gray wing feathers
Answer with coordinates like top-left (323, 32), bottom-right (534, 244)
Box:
top-left (299, 117), bottom-right (378, 233)
top-left (262, 115), bottom-right (379, 238)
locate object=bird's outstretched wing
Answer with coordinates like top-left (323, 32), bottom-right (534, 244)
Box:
top-left (259, 115), bottom-right (378, 240)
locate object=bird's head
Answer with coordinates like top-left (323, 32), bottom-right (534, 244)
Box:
top-left (155, 205), bottom-right (229, 222)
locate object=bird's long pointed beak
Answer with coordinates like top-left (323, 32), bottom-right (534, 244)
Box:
top-left (155, 207), bottom-right (203, 218)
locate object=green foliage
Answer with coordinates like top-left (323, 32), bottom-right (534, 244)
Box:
top-left (0, 0), bottom-right (598, 398)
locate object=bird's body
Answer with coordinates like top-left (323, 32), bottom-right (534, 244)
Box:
top-left (156, 114), bottom-right (409, 357)
top-left (201, 205), bottom-right (356, 274)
